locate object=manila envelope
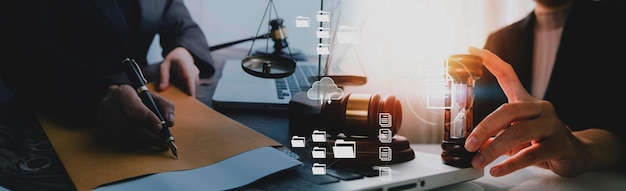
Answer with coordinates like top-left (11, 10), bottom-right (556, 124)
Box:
top-left (39, 84), bottom-right (280, 191)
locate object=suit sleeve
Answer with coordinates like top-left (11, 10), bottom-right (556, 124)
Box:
top-left (0, 1), bottom-right (124, 123)
top-left (158, 0), bottom-right (215, 78)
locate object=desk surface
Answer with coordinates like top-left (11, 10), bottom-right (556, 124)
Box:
top-left (412, 144), bottom-right (626, 191)
top-left (1, 48), bottom-right (625, 191)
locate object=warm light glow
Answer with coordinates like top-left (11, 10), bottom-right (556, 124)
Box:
top-left (323, 0), bottom-right (534, 143)
top-left (179, 0), bottom-right (535, 144)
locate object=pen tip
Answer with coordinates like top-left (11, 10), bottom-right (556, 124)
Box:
top-left (169, 141), bottom-right (178, 159)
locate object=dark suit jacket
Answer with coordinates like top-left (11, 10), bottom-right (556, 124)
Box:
top-left (0, 0), bottom-right (215, 122)
top-left (474, 0), bottom-right (626, 140)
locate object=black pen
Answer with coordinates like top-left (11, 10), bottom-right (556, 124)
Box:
top-left (123, 58), bottom-right (178, 159)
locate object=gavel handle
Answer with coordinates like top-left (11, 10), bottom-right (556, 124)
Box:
top-left (209, 33), bottom-right (269, 51)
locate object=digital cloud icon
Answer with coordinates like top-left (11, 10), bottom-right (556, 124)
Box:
top-left (307, 77), bottom-right (344, 104)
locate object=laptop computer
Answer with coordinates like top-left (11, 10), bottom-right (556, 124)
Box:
top-left (212, 46), bottom-right (370, 110)
top-left (211, 60), bottom-right (484, 190)
top-left (247, 146), bottom-right (484, 191)
top-left (212, 59), bottom-right (325, 110)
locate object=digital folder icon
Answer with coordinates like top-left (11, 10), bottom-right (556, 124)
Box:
top-left (312, 147), bottom-right (326, 158)
top-left (295, 16), bottom-right (310, 28)
top-left (312, 163), bottom-right (326, 175)
top-left (332, 139), bottom-right (356, 158)
top-left (316, 27), bottom-right (331, 39)
top-left (316, 11), bottom-right (330, 22)
top-left (337, 25), bottom-right (360, 44)
top-left (316, 44), bottom-right (330, 55)
top-left (312, 130), bottom-right (327, 142)
top-left (290, 136), bottom-right (305, 148)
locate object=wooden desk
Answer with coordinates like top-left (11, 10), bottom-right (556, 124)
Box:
top-left (2, 48), bottom-right (625, 191)
top-left (411, 144), bottom-right (626, 191)
top-left (0, 47), bottom-right (295, 191)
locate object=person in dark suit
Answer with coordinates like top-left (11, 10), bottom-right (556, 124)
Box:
top-left (466, 0), bottom-right (626, 177)
top-left (0, 0), bottom-right (215, 149)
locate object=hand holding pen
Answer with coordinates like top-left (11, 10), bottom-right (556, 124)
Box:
top-left (124, 58), bottom-right (179, 159)
top-left (95, 85), bottom-right (177, 158)
top-left (94, 59), bottom-right (178, 158)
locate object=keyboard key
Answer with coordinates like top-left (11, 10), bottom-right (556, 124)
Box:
top-left (345, 166), bottom-right (380, 177)
top-left (299, 164), bottom-right (340, 184)
top-left (275, 64), bottom-right (321, 99)
top-left (326, 167), bottom-right (364, 181)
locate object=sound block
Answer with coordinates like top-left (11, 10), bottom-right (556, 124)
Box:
top-left (291, 135), bottom-right (415, 167)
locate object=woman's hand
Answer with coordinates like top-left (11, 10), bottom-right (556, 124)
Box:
top-left (96, 85), bottom-right (175, 150)
top-left (464, 46), bottom-right (591, 177)
top-left (158, 47), bottom-right (199, 97)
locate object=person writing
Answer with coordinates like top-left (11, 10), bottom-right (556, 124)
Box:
top-left (0, 0), bottom-right (215, 150)
top-left (467, 0), bottom-right (626, 177)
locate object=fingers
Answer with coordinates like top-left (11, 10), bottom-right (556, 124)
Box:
top-left (151, 92), bottom-right (175, 127)
top-left (468, 101), bottom-right (565, 176)
top-left (187, 75), bottom-right (199, 97)
top-left (465, 47), bottom-right (541, 159)
top-left (470, 118), bottom-right (538, 168)
top-left (117, 85), bottom-right (162, 132)
top-left (466, 102), bottom-right (543, 152)
top-left (160, 47), bottom-right (199, 97)
top-left (97, 85), bottom-right (166, 149)
top-left (467, 102), bottom-right (545, 169)
top-left (465, 46), bottom-right (581, 177)
top-left (177, 63), bottom-right (200, 97)
top-left (159, 60), bottom-right (171, 91)
top-left (488, 138), bottom-right (560, 177)
top-left (468, 46), bottom-right (533, 102)
top-left (176, 72), bottom-right (199, 97)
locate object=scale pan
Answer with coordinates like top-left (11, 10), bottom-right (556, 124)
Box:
top-left (241, 55), bottom-right (296, 78)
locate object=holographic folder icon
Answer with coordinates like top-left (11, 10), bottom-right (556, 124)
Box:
top-left (332, 139), bottom-right (356, 158)
top-left (291, 136), bottom-right (305, 148)
top-left (316, 11), bottom-right (330, 22)
top-left (312, 163), bottom-right (326, 175)
top-left (312, 130), bottom-right (327, 142)
top-left (316, 44), bottom-right (330, 55)
top-left (312, 147), bottom-right (326, 158)
top-left (316, 27), bottom-right (331, 39)
top-left (337, 25), bottom-right (360, 44)
top-left (295, 16), bottom-right (310, 27)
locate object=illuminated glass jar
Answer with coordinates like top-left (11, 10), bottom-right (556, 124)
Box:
top-left (441, 54), bottom-right (483, 168)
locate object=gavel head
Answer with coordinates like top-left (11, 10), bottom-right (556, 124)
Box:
top-left (269, 18), bottom-right (287, 41)
top-left (321, 93), bottom-right (402, 139)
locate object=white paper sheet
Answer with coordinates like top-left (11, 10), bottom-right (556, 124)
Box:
top-left (94, 146), bottom-right (302, 191)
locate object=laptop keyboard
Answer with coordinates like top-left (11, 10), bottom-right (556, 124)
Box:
top-left (241, 147), bottom-right (384, 190)
top-left (277, 147), bottom-right (380, 185)
top-left (275, 65), bottom-right (320, 99)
